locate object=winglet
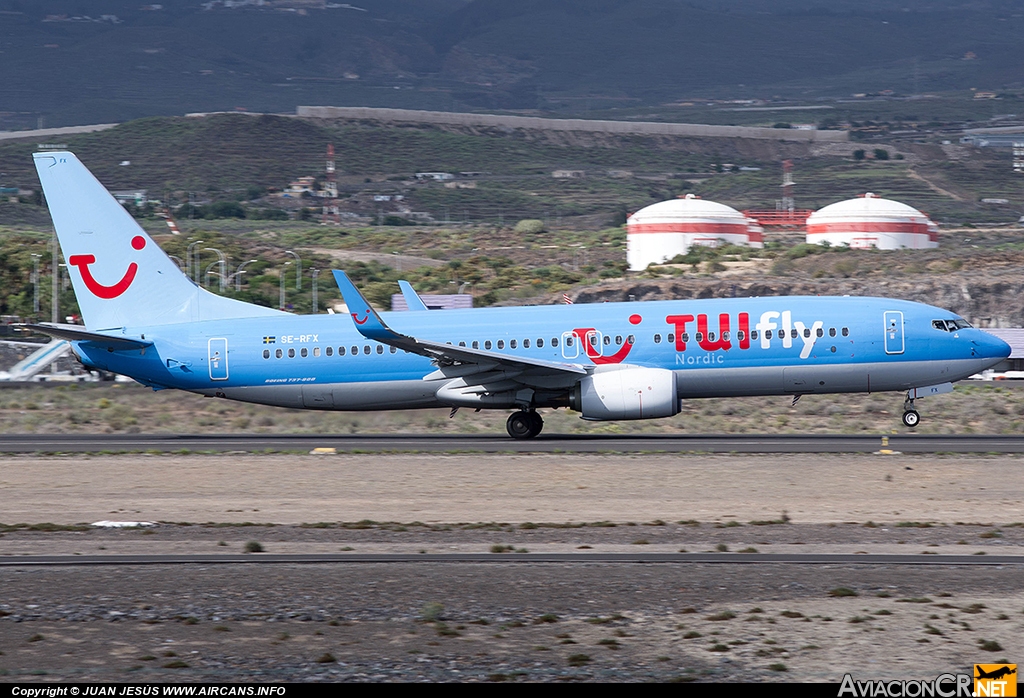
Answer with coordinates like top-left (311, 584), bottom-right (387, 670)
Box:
top-left (332, 270), bottom-right (400, 342)
top-left (397, 280), bottom-right (429, 311)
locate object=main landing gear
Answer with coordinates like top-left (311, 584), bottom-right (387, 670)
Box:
top-left (507, 410), bottom-right (543, 440)
top-left (902, 396), bottom-right (921, 428)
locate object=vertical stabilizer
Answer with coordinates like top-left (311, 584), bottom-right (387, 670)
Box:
top-left (33, 152), bottom-right (284, 330)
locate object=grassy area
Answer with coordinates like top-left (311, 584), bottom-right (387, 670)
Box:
top-left (1, 381), bottom-right (1021, 437)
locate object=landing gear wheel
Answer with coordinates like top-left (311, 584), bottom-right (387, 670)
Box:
top-left (527, 411), bottom-right (544, 438)
top-left (902, 410), bottom-right (920, 428)
top-left (506, 411), bottom-right (536, 440)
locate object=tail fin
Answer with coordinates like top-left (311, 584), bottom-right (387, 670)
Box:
top-left (33, 151), bottom-right (283, 330)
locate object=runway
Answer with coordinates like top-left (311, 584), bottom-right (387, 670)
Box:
top-left (1, 552), bottom-right (1022, 567)
top-left (4, 432), bottom-right (1024, 453)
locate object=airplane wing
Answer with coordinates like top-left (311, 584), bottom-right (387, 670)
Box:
top-left (18, 323), bottom-right (153, 349)
top-left (332, 270), bottom-right (586, 378)
top-left (397, 280), bottom-right (429, 311)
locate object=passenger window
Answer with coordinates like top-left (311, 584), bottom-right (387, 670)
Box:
top-left (803, 328), bottom-right (810, 338)
top-left (722, 331), bottom-right (730, 341)
top-left (696, 332), bottom-right (704, 342)
top-left (326, 346), bottom-right (333, 357)
top-left (681, 332), bottom-right (689, 342)
top-left (551, 337), bottom-right (559, 347)
top-left (263, 349), bottom-right (270, 359)
top-left (524, 339), bottom-right (531, 348)
top-left (765, 330), bottom-right (773, 340)
top-left (485, 340), bottom-right (492, 350)
top-left (791, 329), bottom-right (798, 339)
top-left (654, 334), bottom-right (661, 344)
top-left (616, 335), bottom-right (623, 345)
top-left (351, 346), bottom-right (358, 355)
top-left (498, 340), bottom-right (505, 349)
top-left (510, 339), bottom-right (518, 349)
top-left (376, 345), bottom-right (383, 354)
top-left (565, 336), bottom-right (573, 347)
top-left (749, 330), bottom-right (758, 340)
top-left (459, 341), bottom-right (466, 347)
top-left (275, 349), bottom-right (282, 358)
top-left (288, 348), bottom-right (295, 358)
top-left (472, 341), bottom-right (479, 349)
top-left (735, 331), bottom-right (743, 341)
top-left (363, 345), bottom-right (370, 355)
top-left (390, 346), bottom-right (396, 353)
top-left (667, 333), bottom-right (674, 344)
top-left (626, 335), bottom-right (635, 345)
top-left (708, 332), bottom-right (716, 341)
top-left (829, 328), bottom-right (836, 337)
top-left (300, 347), bottom-right (308, 358)
top-left (314, 347), bottom-right (321, 357)
top-left (816, 328), bottom-right (823, 338)
top-left (537, 338), bottom-right (544, 348)
top-left (339, 346), bottom-right (346, 356)
top-left (603, 335), bottom-right (610, 345)
top-left (842, 327), bottom-right (849, 337)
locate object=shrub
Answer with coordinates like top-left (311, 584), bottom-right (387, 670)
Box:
top-left (244, 540), bottom-right (264, 553)
top-left (513, 219), bottom-right (546, 234)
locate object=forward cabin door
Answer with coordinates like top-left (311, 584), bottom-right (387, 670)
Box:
top-left (208, 337), bottom-right (229, 380)
top-left (883, 311), bottom-right (905, 355)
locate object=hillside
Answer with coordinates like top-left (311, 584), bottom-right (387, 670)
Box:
top-left (0, 113), bottom-right (1020, 227)
top-left (1, 0), bottom-right (1023, 129)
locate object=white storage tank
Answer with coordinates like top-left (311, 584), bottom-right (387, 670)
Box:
top-left (626, 194), bottom-right (764, 271)
top-left (806, 193), bottom-right (938, 249)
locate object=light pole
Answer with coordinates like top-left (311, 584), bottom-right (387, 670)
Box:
top-left (280, 261), bottom-right (290, 310)
top-left (51, 232), bottom-right (59, 323)
top-left (311, 268), bottom-right (320, 313)
top-left (393, 251), bottom-right (401, 273)
top-left (204, 247), bottom-right (226, 291)
top-left (204, 261), bottom-right (226, 290)
top-left (232, 259), bottom-right (258, 291)
top-left (30, 253), bottom-right (41, 314)
top-left (285, 250), bottom-right (301, 290)
top-left (186, 240), bottom-right (204, 281)
top-left (168, 255), bottom-right (184, 272)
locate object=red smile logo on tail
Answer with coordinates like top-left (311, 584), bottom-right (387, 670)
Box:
top-left (68, 235), bottom-right (146, 299)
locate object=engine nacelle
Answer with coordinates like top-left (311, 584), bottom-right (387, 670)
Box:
top-left (570, 367), bottom-right (679, 421)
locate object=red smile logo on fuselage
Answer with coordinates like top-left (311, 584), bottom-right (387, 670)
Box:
top-left (351, 312), bottom-right (370, 325)
top-left (68, 235), bottom-right (146, 299)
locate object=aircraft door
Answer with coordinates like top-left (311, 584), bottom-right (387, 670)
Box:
top-left (585, 330), bottom-right (604, 359)
top-left (883, 311), bottom-right (904, 355)
top-left (561, 331), bottom-right (579, 359)
top-left (208, 337), bottom-right (229, 380)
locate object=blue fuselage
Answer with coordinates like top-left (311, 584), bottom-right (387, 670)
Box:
top-left (71, 296), bottom-right (1009, 411)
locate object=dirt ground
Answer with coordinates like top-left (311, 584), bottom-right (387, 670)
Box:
top-left (0, 452), bottom-right (1022, 683)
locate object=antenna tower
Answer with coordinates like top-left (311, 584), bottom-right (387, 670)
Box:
top-left (779, 159), bottom-right (795, 212)
top-left (322, 143), bottom-right (340, 225)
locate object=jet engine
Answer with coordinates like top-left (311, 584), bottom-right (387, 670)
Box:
top-left (569, 367), bottom-right (679, 420)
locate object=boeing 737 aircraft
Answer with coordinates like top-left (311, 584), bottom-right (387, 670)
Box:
top-left (26, 151), bottom-right (1011, 438)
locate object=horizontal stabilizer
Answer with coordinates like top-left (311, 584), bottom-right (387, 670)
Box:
top-left (19, 323), bottom-right (152, 349)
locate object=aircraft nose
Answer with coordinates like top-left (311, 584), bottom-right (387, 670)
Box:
top-left (977, 332), bottom-right (1011, 360)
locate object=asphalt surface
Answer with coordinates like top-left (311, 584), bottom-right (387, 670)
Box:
top-left (1, 553), bottom-right (1022, 566)
top-left (4, 432), bottom-right (1024, 453)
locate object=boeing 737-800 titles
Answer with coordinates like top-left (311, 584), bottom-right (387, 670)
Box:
top-left (25, 152), bottom-right (1010, 438)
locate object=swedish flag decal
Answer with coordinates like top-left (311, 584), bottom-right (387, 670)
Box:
top-left (263, 336), bottom-right (276, 344)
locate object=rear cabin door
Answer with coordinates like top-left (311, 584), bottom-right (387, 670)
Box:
top-left (208, 337), bottom-right (229, 380)
top-left (883, 311), bottom-right (905, 355)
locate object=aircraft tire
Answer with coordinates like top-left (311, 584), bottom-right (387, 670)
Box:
top-left (902, 410), bottom-right (920, 428)
top-left (527, 411), bottom-right (544, 438)
top-left (506, 411), bottom-right (536, 440)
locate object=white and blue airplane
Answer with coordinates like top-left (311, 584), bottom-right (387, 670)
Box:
top-left (26, 151), bottom-right (1010, 438)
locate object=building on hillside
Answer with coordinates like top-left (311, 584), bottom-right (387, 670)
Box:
top-left (626, 194), bottom-right (764, 271)
top-left (806, 193), bottom-right (938, 249)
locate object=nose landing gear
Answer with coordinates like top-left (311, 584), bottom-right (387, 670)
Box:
top-left (902, 396), bottom-right (920, 428)
top-left (507, 410), bottom-right (543, 439)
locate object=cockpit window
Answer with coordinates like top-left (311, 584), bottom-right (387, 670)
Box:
top-left (933, 318), bottom-right (973, 332)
